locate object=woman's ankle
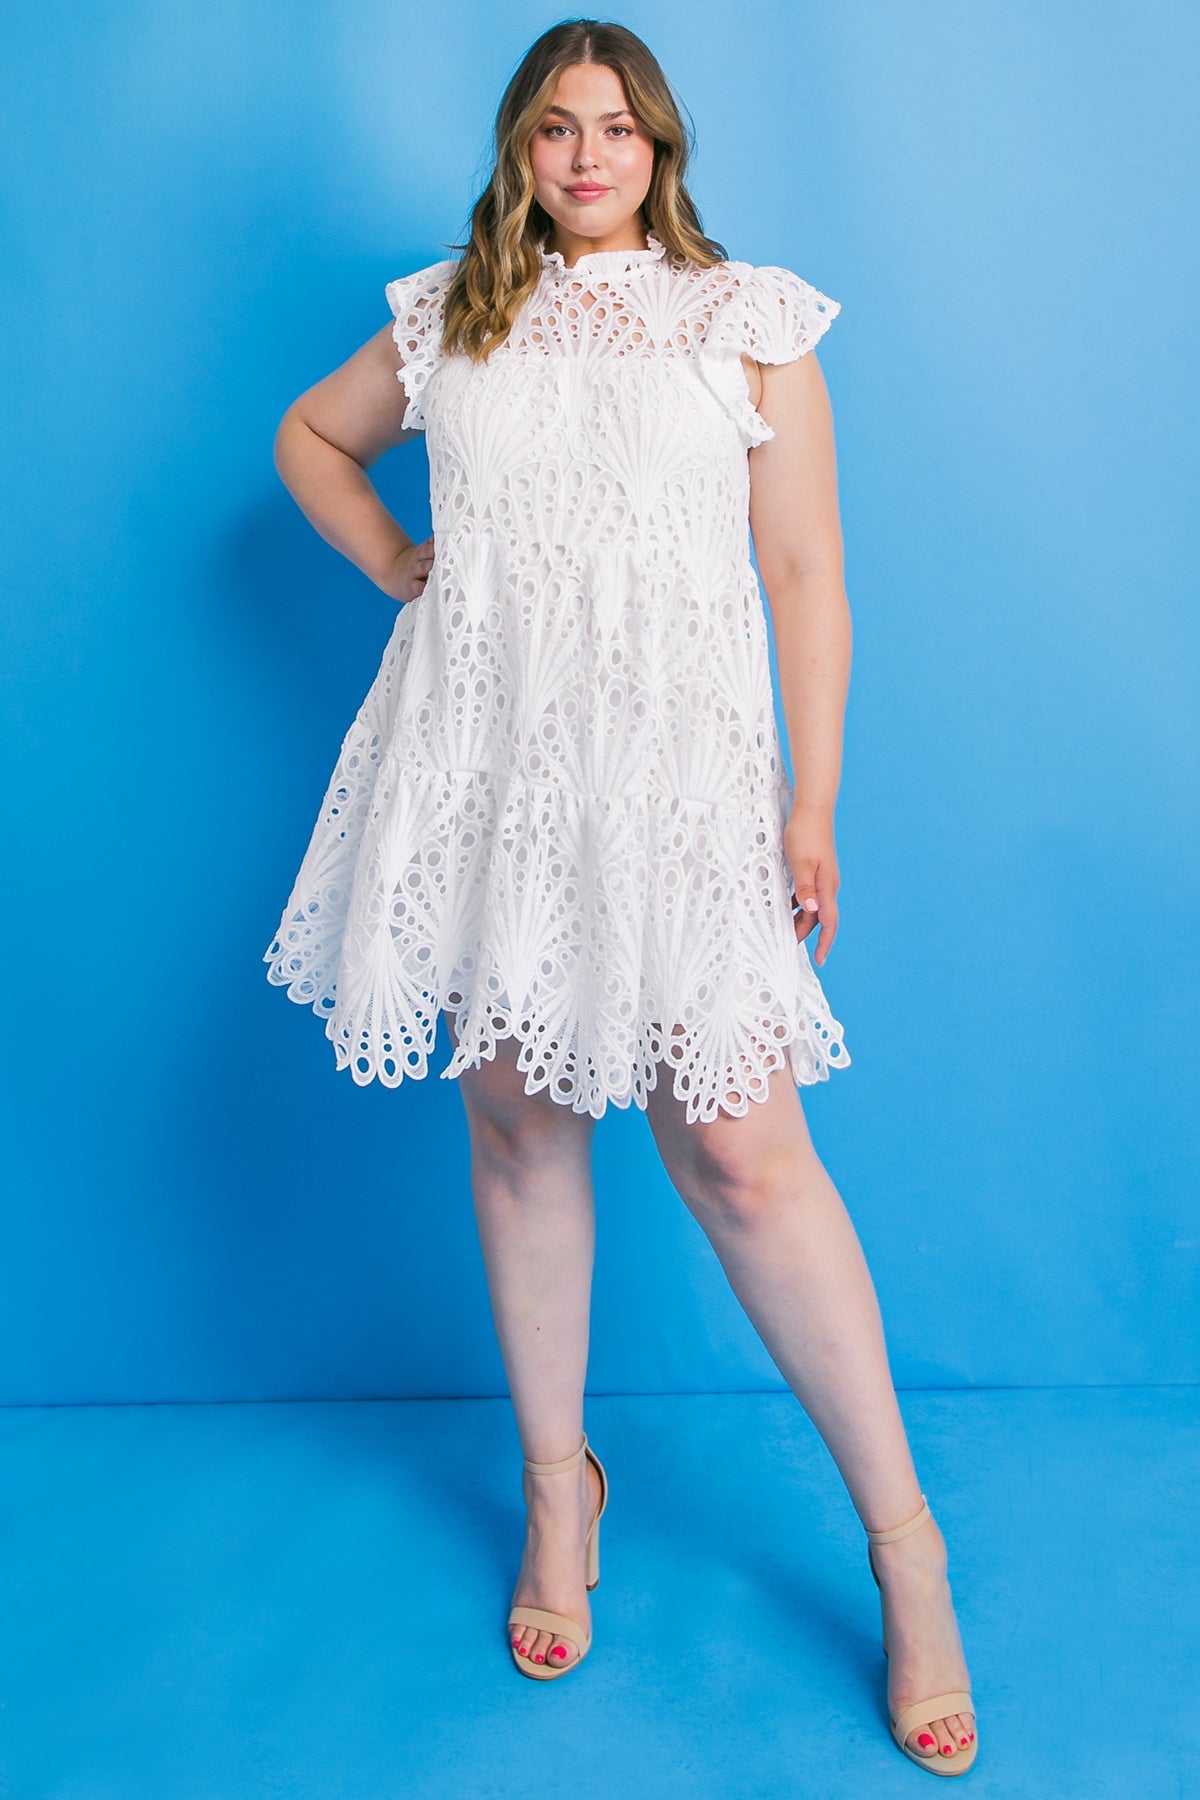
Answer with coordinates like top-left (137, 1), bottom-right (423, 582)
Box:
top-left (872, 1517), bottom-right (949, 1584)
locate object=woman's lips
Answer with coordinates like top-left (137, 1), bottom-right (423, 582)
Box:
top-left (566, 185), bottom-right (609, 200)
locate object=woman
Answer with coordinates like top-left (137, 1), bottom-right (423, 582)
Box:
top-left (264, 18), bottom-right (976, 1777)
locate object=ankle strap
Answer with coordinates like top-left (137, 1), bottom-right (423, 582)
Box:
top-left (523, 1432), bottom-right (588, 1475)
top-left (865, 1495), bottom-right (931, 1544)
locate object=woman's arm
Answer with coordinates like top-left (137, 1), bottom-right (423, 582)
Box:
top-left (273, 323), bottom-right (435, 605)
top-left (746, 351), bottom-right (852, 965)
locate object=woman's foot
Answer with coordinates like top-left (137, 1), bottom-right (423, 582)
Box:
top-left (509, 1450), bottom-right (602, 1668)
top-left (870, 1513), bottom-right (976, 1761)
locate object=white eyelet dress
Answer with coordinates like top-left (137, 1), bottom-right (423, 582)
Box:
top-left (263, 230), bottom-right (851, 1123)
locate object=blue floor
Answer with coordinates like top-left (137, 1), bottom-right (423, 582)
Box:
top-left (1, 1387), bottom-right (1197, 1798)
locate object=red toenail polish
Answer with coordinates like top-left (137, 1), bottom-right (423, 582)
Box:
top-left (941, 1745), bottom-right (955, 1755)
top-left (551, 1646), bottom-right (567, 1658)
top-left (918, 1734), bottom-right (935, 1748)
top-left (534, 1653), bottom-right (544, 1662)
top-left (518, 1645), bottom-right (528, 1655)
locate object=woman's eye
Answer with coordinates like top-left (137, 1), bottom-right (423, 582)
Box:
top-left (541, 123), bottom-right (634, 138)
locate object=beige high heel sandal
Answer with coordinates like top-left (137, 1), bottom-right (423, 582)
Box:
top-left (866, 1496), bottom-right (978, 1776)
top-left (507, 1432), bottom-right (608, 1680)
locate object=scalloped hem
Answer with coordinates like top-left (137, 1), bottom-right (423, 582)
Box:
top-left (263, 955), bottom-right (850, 1126)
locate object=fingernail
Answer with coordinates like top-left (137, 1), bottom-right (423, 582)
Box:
top-left (805, 897), bottom-right (818, 911)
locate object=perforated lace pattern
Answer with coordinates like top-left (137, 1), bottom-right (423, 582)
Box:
top-left (264, 232), bottom-right (849, 1122)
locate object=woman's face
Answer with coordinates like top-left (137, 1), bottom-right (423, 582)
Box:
top-left (529, 62), bottom-right (655, 249)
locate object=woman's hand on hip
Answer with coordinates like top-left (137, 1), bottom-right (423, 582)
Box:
top-left (784, 803), bottom-right (840, 965)
top-left (379, 533), bottom-right (436, 605)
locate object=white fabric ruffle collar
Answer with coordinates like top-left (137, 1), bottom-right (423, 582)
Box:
top-left (538, 228), bottom-right (667, 279)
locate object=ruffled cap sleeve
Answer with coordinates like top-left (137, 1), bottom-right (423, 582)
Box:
top-left (384, 259), bottom-right (458, 432)
top-left (697, 263), bottom-right (841, 449)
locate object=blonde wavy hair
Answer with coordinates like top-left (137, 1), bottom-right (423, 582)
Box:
top-left (438, 19), bottom-right (727, 362)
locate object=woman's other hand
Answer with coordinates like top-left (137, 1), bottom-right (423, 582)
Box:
top-left (784, 802), bottom-right (840, 964)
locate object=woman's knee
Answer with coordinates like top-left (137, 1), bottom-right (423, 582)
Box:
top-left (680, 1138), bottom-right (794, 1226)
top-left (446, 1017), bottom-right (589, 1165)
top-left (652, 1083), bottom-right (819, 1227)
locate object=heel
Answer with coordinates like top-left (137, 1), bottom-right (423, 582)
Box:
top-left (583, 1441), bottom-right (607, 1591)
top-left (866, 1543), bottom-right (888, 1656)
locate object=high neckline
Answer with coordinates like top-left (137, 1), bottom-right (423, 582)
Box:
top-left (538, 228), bottom-right (667, 279)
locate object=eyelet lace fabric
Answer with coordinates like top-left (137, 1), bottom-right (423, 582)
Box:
top-left (263, 230), bottom-right (850, 1122)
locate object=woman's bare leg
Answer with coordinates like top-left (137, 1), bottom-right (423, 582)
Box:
top-left (444, 1014), bottom-right (603, 1671)
top-left (643, 1059), bottom-right (975, 1762)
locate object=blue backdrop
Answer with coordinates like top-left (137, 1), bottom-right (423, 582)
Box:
top-left (2, 2), bottom-right (1196, 1403)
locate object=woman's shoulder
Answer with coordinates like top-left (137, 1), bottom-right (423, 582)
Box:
top-left (383, 257), bottom-right (460, 434)
top-left (384, 256), bottom-right (459, 326)
top-left (692, 255), bottom-right (841, 364)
